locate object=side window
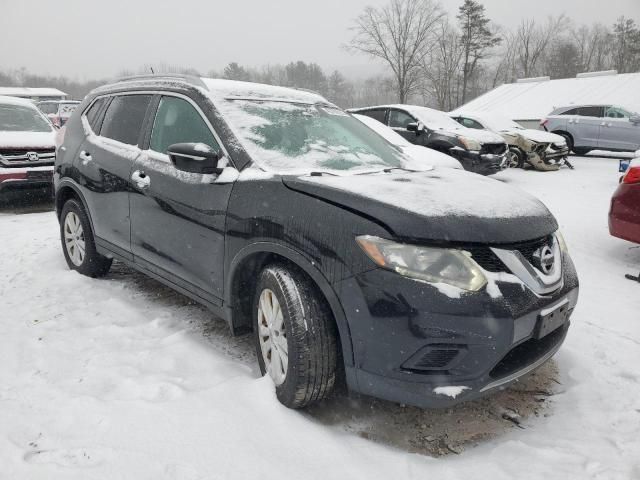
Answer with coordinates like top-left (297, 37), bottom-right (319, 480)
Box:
top-left (84, 97), bottom-right (109, 133)
top-left (100, 95), bottom-right (152, 146)
top-left (360, 109), bottom-right (386, 123)
top-left (560, 108), bottom-right (579, 115)
top-left (149, 96), bottom-right (219, 155)
top-left (604, 106), bottom-right (629, 119)
top-left (577, 106), bottom-right (604, 118)
top-left (388, 110), bottom-right (416, 129)
top-left (460, 117), bottom-right (484, 129)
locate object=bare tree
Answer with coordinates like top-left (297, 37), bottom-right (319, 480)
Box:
top-left (348, 0), bottom-right (444, 103)
top-left (513, 16), bottom-right (565, 77)
top-left (612, 16), bottom-right (640, 73)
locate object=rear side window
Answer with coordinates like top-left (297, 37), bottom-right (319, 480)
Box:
top-left (360, 109), bottom-right (387, 123)
top-left (150, 96), bottom-right (219, 154)
top-left (388, 110), bottom-right (415, 129)
top-left (560, 108), bottom-right (579, 115)
top-left (577, 106), bottom-right (604, 118)
top-left (85, 97), bottom-right (109, 133)
top-left (100, 95), bottom-right (152, 146)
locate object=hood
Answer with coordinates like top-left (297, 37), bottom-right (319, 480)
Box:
top-left (502, 128), bottom-right (565, 145)
top-left (402, 145), bottom-right (463, 169)
top-left (0, 131), bottom-right (56, 149)
top-left (283, 169), bottom-right (557, 244)
top-left (441, 126), bottom-right (505, 144)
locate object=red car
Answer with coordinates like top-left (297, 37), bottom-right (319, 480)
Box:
top-left (610, 159), bottom-right (640, 244)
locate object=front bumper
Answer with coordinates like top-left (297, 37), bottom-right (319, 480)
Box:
top-left (450, 149), bottom-right (508, 175)
top-left (0, 166), bottom-right (54, 193)
top-left (335, 254), bottom-right (579, 408)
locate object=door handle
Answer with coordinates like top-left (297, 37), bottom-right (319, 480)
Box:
top-left (131, 170), bottom-right (150, 189)
top-left (78, 150), bottom-right (92, 163)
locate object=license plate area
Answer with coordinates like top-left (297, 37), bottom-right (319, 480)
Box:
top-left (536, 300), bottom-right (570, 339)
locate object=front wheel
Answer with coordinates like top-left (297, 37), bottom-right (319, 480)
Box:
top-left (60, 199), bottom-right (112, 277)
top-left (253, 264), bottom-right (337, 408)
top-left (507, 147), bottom-right (525, 168)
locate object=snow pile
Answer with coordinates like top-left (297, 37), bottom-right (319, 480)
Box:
top-left (0, 156), bottom-right (639, 478)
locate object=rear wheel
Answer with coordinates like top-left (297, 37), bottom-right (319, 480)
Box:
top-left (253, 264), bottom-right (337, 408)
top-left (60, 199), bottom-right (112, 277)
top-left (572, 147), bottom-right (591, 156)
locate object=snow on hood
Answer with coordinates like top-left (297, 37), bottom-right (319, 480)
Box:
top-left (446, 126), bottom-right (505, 144)
top-left (283, 168), bottom-right (557, 243)
top-left (402, 145), bottom-right (463, 169)
top-left (504, 128), bottom-right (566, 145)
top-left (0, 131), bottom-right (55, 149)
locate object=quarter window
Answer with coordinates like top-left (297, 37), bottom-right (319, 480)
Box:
top-left (85, 97), bottom-right (109, 133)
top-left (100, 95), bottom-right (152, 146)
top-left (388, 110), bottom-right (416, 129)
top-left (150, 96), bottom-right (219, 154)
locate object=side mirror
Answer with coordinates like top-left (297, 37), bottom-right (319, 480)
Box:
top-left (167, 143), bottom-right (222, 174)
top-left (406, 122), bottom-right (425, 134)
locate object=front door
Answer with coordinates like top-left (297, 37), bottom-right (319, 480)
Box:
top-left (598, 106), bottom-right (640, 151)
top-left (129, 94), bottom-right (234, 302)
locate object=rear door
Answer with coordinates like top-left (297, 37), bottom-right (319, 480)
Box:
top-left (129, 93), bottom-right (235, 303)
top-left (598, 106), bottom-right (640, 151)
top-left (571, 106), bottom-right (603, 148)
top-left (77, 94), bottom-right (153, 258)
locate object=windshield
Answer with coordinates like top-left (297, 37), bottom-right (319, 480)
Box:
top-left (409, 107), bottom-right (465, 130)
top-left (217, 100), bottom-right (409, 174)
top-left (479, 114), bottom-right (522, 131)
top-left (0, 104), bottom-right (52, 132)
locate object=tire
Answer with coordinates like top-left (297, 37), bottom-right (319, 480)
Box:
top-left (572, 147), bottom-right (591, 156)
top-left (253, 263), bottom-right (337, 408)
top-left (508, 147), bottom-right (525, 168)
top-left (60, 199), bottom-right (112, 277)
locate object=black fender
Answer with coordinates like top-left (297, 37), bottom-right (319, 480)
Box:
top-left (225, 241), bottom-right (354, 366)
top-left (55, 178), bottom-right (94, 231)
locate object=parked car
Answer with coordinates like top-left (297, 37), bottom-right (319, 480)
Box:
top-left (55, 75), bottom-right (579, 410)
top-left (610, 158), bottom-right (640, 244)
top-left (451, 111), bottom-right (569, 171)
top-left (348, 104), bottom-right (508, 175)
top-left (542, 104), bottom-right (640, 155)
top-left (352, 114), bottom-right (463, 170)
top-left (37, 100), bottom-right (81, 128)
top-left (0, 95), bottom-right (56, 197)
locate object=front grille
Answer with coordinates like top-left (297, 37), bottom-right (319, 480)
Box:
top-left (0, 147), bottom-right (55, 157)
top-left (466, 247), bottom-right (506, 272)
top-left (512, 235), bottom-right (554, 266)
top-left (464, 234), bottom-right (554, 274)
top-left (0, 148), bottom-right (55, 167)
top-left (481, 143), bottom-right (507, 155)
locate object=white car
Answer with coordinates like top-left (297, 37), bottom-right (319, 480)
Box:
top-left (0, 95), bottom-right (56, 196)
top-left (450, 111), bottom-right (569, 171)
top-left (353, 114), bottom-right (463, 170)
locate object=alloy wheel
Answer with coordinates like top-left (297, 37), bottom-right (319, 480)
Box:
top-left (257, 288), bottom-right (288, 386)
top-left (64, 211), bottom-right (85, 266)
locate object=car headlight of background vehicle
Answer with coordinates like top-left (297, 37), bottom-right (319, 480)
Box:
top-left (356, 235), bottom-right (487, 291)
top-left (458, 136), bottom-right (482, 151)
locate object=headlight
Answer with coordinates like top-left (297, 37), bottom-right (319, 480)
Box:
top-left (458, 136), bottom-right (482, 151)
top-left (356, 235), bottom-right (487, 291)
top-left (555, 230), bottom-right (569, 255)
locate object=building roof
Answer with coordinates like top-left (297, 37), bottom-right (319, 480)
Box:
top-left (0, 87), bottom-right (68, 98)
top-left (452, 72), bottom-right (640, 121)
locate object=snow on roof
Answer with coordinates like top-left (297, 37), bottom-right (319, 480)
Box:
top-left (0, 87), bottom-right (67, 98)
top-left (201, 78), bottom-right (328, 105)
top-left (0, 95), bottom-right (40, 108)
top-left (452, 72), bottom-right (640, 121)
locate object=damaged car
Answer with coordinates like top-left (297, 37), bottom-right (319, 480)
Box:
top-left (55, 75), bottom-right (579, 410)
top-left (348, 105), bottom-right (508, 175)
top-left (451, 111), bottom-right (570, 171)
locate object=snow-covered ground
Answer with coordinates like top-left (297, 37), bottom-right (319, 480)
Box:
top-left (1, 156), bottom-right (639, 479)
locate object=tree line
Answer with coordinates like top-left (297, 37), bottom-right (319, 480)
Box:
top-left (1, 0), bottom-right (638, 111)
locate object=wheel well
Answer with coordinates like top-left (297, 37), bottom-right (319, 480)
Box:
top-left (55, 186), bottom-right (80, 219)
top-left (552, 130), bottom-right (573, 144)
top-left (228, 251), bottom-right (346, 371)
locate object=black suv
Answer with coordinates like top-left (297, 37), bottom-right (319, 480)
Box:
top-left (349, 105), bottom-right (509, 175)
top-left (55, 75), bottom-right (579, 409)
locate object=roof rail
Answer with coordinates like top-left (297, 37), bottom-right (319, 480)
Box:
top-left (516, 76), bottom-right (551, 84)
top-left (115, 74), bottom-right (208, 89)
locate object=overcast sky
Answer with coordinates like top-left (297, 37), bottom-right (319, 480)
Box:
top-left (0, 0), bottom-right (638, 80)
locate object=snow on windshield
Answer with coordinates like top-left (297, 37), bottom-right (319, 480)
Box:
top-left (0, 104), bottom-right (52, 133)
top-left (212, 99), bottom-right (409, 174)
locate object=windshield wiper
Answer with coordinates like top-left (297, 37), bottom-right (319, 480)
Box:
top-left (309, 171), bottom-right (340, 176)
